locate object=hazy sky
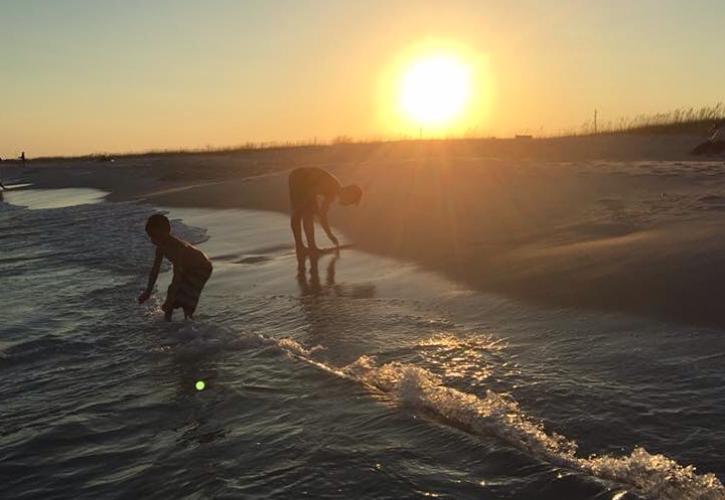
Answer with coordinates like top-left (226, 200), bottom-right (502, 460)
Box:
top-left (1, 0), bottom-right (724, 157)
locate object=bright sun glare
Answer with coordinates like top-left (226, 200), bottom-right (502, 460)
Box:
top-left (400, 55), bottom-right (472, 128)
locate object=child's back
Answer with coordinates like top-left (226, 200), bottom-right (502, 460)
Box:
top-left (156, 235), bottom-right (211, 271)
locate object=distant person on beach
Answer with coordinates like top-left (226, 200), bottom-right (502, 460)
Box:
top-left (138, 214), bottom-right (213, 321)
top-left (289, 167), bottom-right (362, 272)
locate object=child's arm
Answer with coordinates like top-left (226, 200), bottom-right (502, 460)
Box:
top-left (138, 248), bottom-right (163, 303)
top-left (318, 197), bottom-right (339, 247)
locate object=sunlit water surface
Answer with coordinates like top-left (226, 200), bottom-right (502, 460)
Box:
top-left (1, 187), bottom-right (107, 209)
top-left (1, 191), bottom-right (724, 499)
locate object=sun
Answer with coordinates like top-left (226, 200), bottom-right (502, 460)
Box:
top-left (399, 54), bottom-right (472, 128)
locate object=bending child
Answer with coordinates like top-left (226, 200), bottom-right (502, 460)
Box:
top-left (288, 167), bottom-right (362, 272)
top-left (138, 214), bottom-right (213, 321)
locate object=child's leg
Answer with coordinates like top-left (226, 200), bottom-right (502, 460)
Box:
top-left (164, 272), bottom-right (182, 321)
top-left (302, 210), bottom-right (318, 251)
top-left (175, 264), bottom-right (211, 320)
top-left (291, 211), bottom-right (306, 271)
top-left (161, 298), bottom-right (173, 321)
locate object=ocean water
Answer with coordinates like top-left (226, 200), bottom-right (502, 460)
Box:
top-left (2, 189), bottom-right (725, 500)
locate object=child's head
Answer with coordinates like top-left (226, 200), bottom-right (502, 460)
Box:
top-left (339, 184), bottom-right (363, 206)
top-left (145, 214), bottom-right (171, 244)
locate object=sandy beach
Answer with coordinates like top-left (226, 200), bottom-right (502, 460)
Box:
top-left (6, 134), bottom-right (725, 329)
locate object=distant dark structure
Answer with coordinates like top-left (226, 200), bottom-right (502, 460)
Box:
top-left (691, 121), bottom-right (725, 156)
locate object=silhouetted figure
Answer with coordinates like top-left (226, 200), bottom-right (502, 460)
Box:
top-left (138, 214), bottom-right (213, 321)
top-left (289, 167), bottom-right (362, 273)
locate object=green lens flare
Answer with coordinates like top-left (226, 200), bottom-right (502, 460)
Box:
top-left (195, 380), bottom-right (205, 391)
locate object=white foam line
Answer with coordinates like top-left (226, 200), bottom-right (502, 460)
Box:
top-left (272, 338), bottom-right (725, 500)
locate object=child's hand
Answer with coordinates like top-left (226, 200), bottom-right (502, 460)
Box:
top-left (138, 290), bottom-right (151, 304)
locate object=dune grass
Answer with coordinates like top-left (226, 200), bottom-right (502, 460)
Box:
top-left (18, 104), bottom-right (725, 162)
top-left (579, 103), bottom-right (725, 136)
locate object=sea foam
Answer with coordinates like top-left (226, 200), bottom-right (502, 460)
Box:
top-left (273, 337), bottom-right (724, 500)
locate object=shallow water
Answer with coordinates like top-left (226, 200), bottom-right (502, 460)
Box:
top-left (1, 187), bottom-right (107, 209)
top-left (1, 191), bottom-right (724, 499)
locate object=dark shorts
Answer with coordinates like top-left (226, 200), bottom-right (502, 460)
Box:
top-left (170, 263), bottom-right (213, 314)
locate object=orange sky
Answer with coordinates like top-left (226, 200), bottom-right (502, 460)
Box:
top-left (1, 1), bottom-right (724, 157)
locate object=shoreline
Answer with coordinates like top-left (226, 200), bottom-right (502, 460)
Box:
top-left (6, 133), bottom-right (725, 330)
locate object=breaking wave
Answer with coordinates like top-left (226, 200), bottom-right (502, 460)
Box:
top-left (268, 335), bottom-right (724, 500)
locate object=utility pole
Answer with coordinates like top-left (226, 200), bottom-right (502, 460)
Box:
top-left (594, 109), bottom-right (598, 135)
